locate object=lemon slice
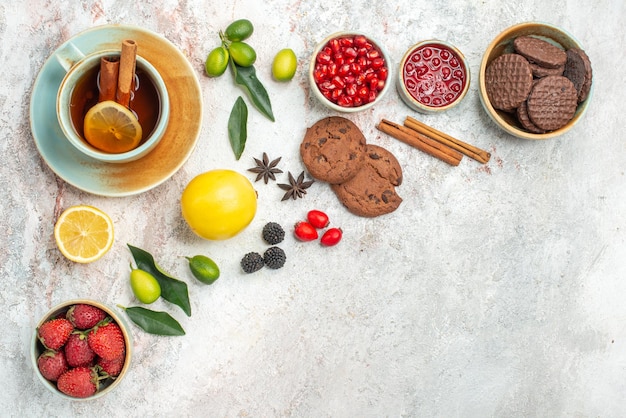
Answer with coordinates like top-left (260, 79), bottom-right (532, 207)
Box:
top-left (83, 100), bottom-right (142, 153)
top-left (54, 205), bottom-right (114, 263)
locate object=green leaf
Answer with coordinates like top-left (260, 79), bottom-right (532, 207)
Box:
top-left (228, 96), bottom-right (248, 160)
top-left (120, 306), bottom-right (185, 336)
top-left (127, 244), bottom-right (192, 317)
top-left (230, 60), bottom-right (274, 121)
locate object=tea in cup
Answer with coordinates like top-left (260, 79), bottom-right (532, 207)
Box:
top-left (56, 41), bottom-right (170, 163)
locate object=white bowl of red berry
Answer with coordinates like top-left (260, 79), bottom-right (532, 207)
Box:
top-left (309, 32), bottom-right (391, 112)
top-left (31, 300), bottom-right (132, 400)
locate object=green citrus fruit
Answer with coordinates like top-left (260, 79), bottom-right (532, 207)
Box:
top-left (272, 48), bottom-right (297, 81)
top-left (186, 255), bottom-right (220, 285)
top-left (130, 269), bottom-right (161, 304)
top-left (205, 46), bottom-right (229, 77)
top-left (229, 41), bottom-right (257, 67)
top-left (224, 19), bottom-right (254, 42)
top-left (181, 169), bottom-right (257, 240)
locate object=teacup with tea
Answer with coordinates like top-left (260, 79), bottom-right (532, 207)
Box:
top-left (56, 40), bottom-right (169, 163)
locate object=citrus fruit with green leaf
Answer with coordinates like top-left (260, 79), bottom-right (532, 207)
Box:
top-left (224, 19), bottom-right (254, 42)
top-left (181, 169), bottom-right (257, 240)
top-left (130, 269), bottom-right (161, 304)
top-left (229, 41), bottom-right (257, 67)
top-left (205, 46), bottom-right (229, 77)
top-left (272, 48), bottom-right (297, 81)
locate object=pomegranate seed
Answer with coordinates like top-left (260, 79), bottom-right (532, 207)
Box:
top-left (340, 37), bottom-right (353, 47)
top-left (331, 76), bottom-right (345, 89)
top-left (353, 35), bottom-right (368, 48)
top-left (337, 95), bottom-right (353, 107)
top-left (367, 50), bottom-right (380, 60)
top-left (344, 47), bottom-right (358, 58)
top-left (316, 52), bottom-right (331, 65)
top-left (371, 57), bottom-right (385, 69)
top-left (329, 39), bottom-right (341, 53)
top-left (327, 62), bottom-right (338, 77)
top-left (345, 83), bottom-right (357, 97)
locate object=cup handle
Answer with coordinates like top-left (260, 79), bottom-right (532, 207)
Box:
top-left (55, 42), bottom-right (86, 72)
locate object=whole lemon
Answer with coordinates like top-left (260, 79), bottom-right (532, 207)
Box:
top-left (181, 169), bottom-right (257, 240)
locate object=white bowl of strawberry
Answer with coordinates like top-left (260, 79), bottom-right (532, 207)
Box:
top-left (31, 300), bottom-right (132, 400)
top-left (309, 32), bottom-right (391, 112)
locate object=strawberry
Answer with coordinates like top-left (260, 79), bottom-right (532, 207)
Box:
top-left (37, 349), bottom-right (68, 382)
top-left (97, 354), bottom-right (125, 377)
top-left (66, 304), bottom-right (107, 330)
top-left (65, 332), bottom-right (96, 368)
top-left (87, 321), bottom-right (125, 360)
top-left (57, 367), bottom-right (99, 398)
top-left (38, 318), bottom-right (74, 350)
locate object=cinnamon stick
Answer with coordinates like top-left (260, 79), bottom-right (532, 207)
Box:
top-left (98, 56), bottom-right (119, 102)
top-left (116, 39), bottom-right (137, 108)
top-left (404, 116), bottom-right (491, 164)
top-left (377, 119), bottom-right (462, 166)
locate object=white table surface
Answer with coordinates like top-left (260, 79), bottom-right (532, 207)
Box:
top-left (2, 0), bottom-right (625, 416)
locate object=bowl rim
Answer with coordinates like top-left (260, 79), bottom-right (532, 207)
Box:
top-left (308, 31), bottom-right (393, 113)
top-left (31, 299), bottom-right (132, 400)
top-left (396, 39), bottom-right (471, 114)
top-left (478, 21), bottom-right (593, 140)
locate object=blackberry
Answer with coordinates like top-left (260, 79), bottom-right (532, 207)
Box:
top-left (240, 252), bottom-right (264, 274)
top-left (262, 222), bottom-right (285, 245)
top-left (263, 246), bottom-right (286, 269)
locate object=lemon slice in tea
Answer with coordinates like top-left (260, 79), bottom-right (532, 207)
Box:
top-left (54, 205), bottom-right (114, 263)
top-left (83, 100), bottom-right (142, 153)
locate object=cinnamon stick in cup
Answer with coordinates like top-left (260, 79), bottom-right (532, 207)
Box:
top-left (116, 39), bottom-right (137, 108)
top-left (98, 56), bottom-right (119, 102)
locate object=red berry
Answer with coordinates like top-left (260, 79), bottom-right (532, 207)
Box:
top-left (97, 354), bottom-right (125, 377)
top-left (57, 367), bottom-right (99, 398)
top-left (294, 221), bottom-right (318, 241)
top-left (307, 210), bottom-right (330, 229)
top-left (38, 318), bottom-right (74, 350)
top-left (65, 332), bottom-right (96, 368)
top-left (37, 349), bottom-right (68, 382)
top-left (320, 228), bottom-right (343, 246)
top-left (67, 304), bottom-right (107, 330)
top-left (87, 321), bottom-right (125, 361)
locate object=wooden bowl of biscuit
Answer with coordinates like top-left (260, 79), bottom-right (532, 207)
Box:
top-left (479, 22), bottom-right (593, 140)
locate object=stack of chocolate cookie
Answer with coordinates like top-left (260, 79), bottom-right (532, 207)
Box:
top-left (485, 36), bottom-right (592, 134)
top-left (300, 116), bottom-right (403, 217)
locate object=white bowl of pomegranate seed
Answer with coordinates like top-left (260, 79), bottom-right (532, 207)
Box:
top-left (397, 40), bottom-right (470, 114)
top-left (309, 32), bottom-right (392, 112)
top-left (31, 299), bottom-right (132, 400)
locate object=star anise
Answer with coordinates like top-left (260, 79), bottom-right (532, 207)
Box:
top-left (278, 171), bottom-right (314, 201)
top-left (248, 152), bottom-right (283, 184)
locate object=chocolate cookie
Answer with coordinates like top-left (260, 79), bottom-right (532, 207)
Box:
top-left (331, 144), bottom-right (402, 218)
top-left (300, 116), bottom-right (366, 184)
top-left (513, 36), bottom-right (567, 69)
top-left (527, 75), bottom-right (578, 131)
top-left (530, 62), bottom-right (564, 78)
top-left (516, 100), bottom-right (545, 134)
top-left (485, 53), bottom-right (533, 112)
top-left (563, 48), bottom-right (593, 103)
